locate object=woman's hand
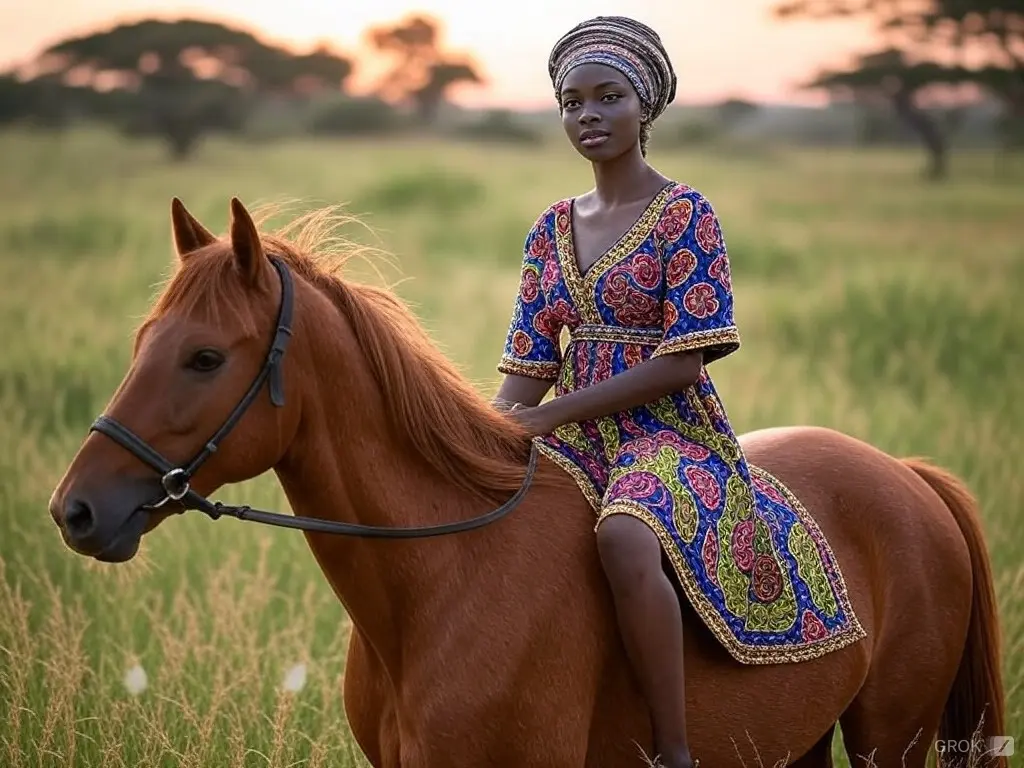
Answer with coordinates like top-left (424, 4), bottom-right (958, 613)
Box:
top-left (506, 403), bottom-right (555, 437)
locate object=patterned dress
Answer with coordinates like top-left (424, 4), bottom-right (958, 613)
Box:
top-left (498, 181), bottom-right (865, 665)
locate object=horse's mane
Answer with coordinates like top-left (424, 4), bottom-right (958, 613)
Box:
top-left (143, 204), bottom-right (537, 500)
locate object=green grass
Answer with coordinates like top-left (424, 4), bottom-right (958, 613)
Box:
top-left (0, 127), bottom-right (1021, 767)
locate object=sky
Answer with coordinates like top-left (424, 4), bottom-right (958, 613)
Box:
top-left (0, 1), bottom-right (878, 108)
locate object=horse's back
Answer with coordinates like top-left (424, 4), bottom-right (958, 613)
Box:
top-left (740, 423), bottom-right (972, 533)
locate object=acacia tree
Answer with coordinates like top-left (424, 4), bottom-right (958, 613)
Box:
top-left (17, 18), bottom-right (353, 159)
top-left (365, 14), bottom-right (482, 124)
top-left (773, 0), bottom-right (1024, 179)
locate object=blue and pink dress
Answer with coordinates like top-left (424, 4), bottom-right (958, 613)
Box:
top-left (498, 181), bottom-right (865, 664)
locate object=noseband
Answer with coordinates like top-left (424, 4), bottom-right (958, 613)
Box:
top-left (89, 256), bottom-right (538, 539)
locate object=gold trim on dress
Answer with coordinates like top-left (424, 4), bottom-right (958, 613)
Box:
top-left (651, 326), bottom-right (741, 359)
top-left (497, 357), bottom-right (561, 380)
top-left (569, 324), bottom-right (663, 346)
top-left (534, 438), bottom-right (604, 511)
top-left (557, 183), bottom-right (675, 324)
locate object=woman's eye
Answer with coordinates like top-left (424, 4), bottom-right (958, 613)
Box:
top-left (602, 93), bottom-right (620, 102)
top-left (186, 349), bottom-right (225, 372)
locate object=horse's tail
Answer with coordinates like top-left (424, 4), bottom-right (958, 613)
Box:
top-left (902, 458), bottom-right (1007, 768)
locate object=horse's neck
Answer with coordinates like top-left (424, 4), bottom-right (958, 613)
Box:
top-left (270, 294), bottom-right (492, 669)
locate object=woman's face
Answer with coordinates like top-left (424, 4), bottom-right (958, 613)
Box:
top-left (559, 62), bottom-right (644, 162)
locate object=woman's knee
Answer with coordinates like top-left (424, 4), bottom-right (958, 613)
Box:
top-left (596, 512), bottom-right (662, 586)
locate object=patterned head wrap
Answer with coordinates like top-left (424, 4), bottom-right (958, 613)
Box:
top-left (548, 16), bottom-right (677, 154)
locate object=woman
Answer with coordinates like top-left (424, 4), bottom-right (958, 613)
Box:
top-left (493, 16), bottom-right (743, 768)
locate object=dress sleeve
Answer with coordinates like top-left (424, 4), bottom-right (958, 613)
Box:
top-left (496, 209), bottom-right (563, 380)
top-left (652, 191), bottom-right (741, 365)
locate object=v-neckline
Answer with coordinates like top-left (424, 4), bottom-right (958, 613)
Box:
top-left (565, 182), bottom-right (674, 281)
top-left (556, 182), bottom-right (675, 324)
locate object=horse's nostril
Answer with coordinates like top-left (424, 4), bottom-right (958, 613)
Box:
top-left (64, 498), bottom-right (96, 539)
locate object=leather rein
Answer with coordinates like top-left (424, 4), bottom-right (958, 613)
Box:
top-left (89, 255), bottom-right (539, 539)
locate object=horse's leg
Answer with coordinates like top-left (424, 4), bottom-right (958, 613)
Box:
top-left (343, 629), bottom-right (399, 767)
top-left (835, 526), bottom-right (972, 768)
top-left (393, 582), bottom-right (601, 765)
top-left (787, 725), bottom-right (836, 768)
top-left (839, 691), bottom-right (943, 768)
top-left (397, 664), bottom-right (594, 768)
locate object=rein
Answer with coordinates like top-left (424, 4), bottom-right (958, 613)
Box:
top-left (90, 255), bottom-right (538, 539)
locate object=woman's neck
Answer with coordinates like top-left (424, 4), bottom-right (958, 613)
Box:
top-left (591, 145), bottom-right (668, 207)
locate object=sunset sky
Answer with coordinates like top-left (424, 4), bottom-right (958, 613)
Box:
top-left (0, 1), bottom-right (877, 107)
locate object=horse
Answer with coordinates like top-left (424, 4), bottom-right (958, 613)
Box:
top-left (48, 197), bottom-right (1006, 768)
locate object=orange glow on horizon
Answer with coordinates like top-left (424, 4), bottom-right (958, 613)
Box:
top-left (0, 2), bottom-right (879, 108)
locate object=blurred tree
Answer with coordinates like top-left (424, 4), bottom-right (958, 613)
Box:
top-left (808, 48), bottom-right (954, 178)
top-left (773, 0), bottom-right (1024, 178)
top-left (716, 98), bottom-right (760, 126)
top-left (307, 95), bottom-right (399, 136)
top-left (453, 109), bottom-right (542, 145)
top-left (11, 18), bottom-right (353, 159)
top-left (365, 14), bottom-right (483, 124)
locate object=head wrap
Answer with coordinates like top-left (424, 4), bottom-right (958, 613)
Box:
top-left (547, 15), bottom-right (677, 149)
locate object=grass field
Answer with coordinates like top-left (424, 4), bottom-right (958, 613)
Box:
top-left (0, 126), bottom-right (1021, 767)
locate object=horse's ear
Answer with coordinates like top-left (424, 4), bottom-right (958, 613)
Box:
top-left (170, 197), bottom-right (216, 259)
top-left (228, 197), bottom-right (266, 288)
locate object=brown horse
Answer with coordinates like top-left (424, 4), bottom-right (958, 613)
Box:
top-left (48, 197), bottom-right (1006, 768)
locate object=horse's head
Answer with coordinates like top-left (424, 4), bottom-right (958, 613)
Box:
top-left (48, 197), bottom-right (302, 562)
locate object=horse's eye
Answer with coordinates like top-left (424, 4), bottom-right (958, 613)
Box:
top-left (186, 349), bottom-right (225, 372)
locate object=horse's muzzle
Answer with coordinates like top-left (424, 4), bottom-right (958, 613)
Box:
top-left (51, 486), bottom-right (151, 562)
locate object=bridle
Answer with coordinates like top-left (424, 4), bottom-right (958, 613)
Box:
top-left (89, 255), bottom-right (539, 539)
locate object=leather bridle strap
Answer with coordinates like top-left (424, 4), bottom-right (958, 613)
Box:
top-left (88, 255), bottom-right (537, 539)
top-left (91, 256), bottom-right (295, 515)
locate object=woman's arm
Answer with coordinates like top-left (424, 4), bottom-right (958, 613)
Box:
top-left (492, 374), bottom-right (555, 411)
top-left (510, 351), bottom-right (701, 434)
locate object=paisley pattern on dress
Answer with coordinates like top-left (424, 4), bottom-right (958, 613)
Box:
top-left (498, 182), bottom-right (866, 664)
